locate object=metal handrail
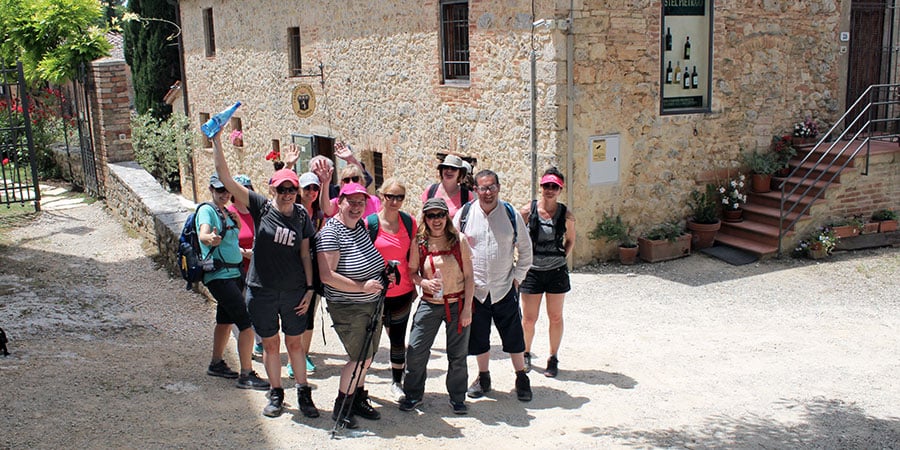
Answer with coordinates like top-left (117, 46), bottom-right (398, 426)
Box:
top-left (777, 83), bottom-right (900, 255)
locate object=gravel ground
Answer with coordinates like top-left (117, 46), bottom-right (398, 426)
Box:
top-left (1, 196), bottom-right (898, 449)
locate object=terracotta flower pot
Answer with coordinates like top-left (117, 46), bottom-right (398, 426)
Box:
top-left (619, 245), bottom-right (639, 265)
top-left (637, 234), bottom-right (692, 263)
top-left (723, 208), bottom-right (743, 223)
top-left (831, 225), bottom-right (859, 239)
top-left (687, 220), bottom-right (720, 250)
top-left (750, 173), bottom-right (772, 193)
top-left (808, 244), bottom-right (828, 260)
top-left (862, 222), bottom-right (880, 235)
top-left (879, 220), bottom-right (898, 233)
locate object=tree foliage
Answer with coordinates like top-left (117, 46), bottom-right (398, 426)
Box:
top-left (0, 0), bottom-right (111, 85)
top-left (123, 0), bottom-right (181, 119)
top-left (131, 111), bottom-right (194, 191)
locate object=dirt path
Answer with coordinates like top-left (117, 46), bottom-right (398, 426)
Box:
top-left (1, 199), bottom-right (898, 449)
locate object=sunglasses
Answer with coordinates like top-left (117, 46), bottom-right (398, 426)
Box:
top-left (212, 186), bottom-right (228, 194)
top-left (303, 185), bottom-right (320, 192)
top-left (341, 176), bottom-right (361, 184)
top-left (541, 183), bottom-right (561, 191)
top-left (276, 186), bottom-right (298, 195)
top-left (383, 193), bottom-right (405, 202)
top-left (424, 211), bottom-right (448, 220)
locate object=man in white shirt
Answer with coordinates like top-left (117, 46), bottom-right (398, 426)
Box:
top-left (454, 169), bottom-right (534, 402)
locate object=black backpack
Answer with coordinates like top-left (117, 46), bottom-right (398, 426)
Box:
top-left (527, 199), bottom-right (567, 256)
top-left (177, 202), bottom-right (233, 290)
top-left (426, 183), bottom-right (470, 204)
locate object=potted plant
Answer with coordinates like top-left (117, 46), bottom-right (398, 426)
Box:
top-left (589, 213), bottom-right (639, 265)
top-left (719, 175), bottom-right (747, 222)
top-left (826, 217), bottom-right (861, 239)
top-left (742, 150), bottom-right (780, 193)
top-left (872, 208), bottom-right (898, 233)
top-left (686, 184), bottom-right (721, 249)
top-left (770, 135), bottom-right (797, 177)
top-left (854, 214), bottom-right (879, 234)
top-left (793, 226), bottom-right (838, 260)
top-left (792, 116), bottom-right (820, 145)
top-left (637, 221), bottom-right (691, 263)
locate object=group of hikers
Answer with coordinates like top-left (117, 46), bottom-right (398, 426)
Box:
top-left (196, 127), bottom-right (575, 428)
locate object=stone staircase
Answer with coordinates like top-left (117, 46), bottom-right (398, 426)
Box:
top-left (715, 138), bottom-right (898, 258)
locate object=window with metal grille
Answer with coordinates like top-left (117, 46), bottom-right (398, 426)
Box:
top-left (372, 152), bottom-right (384, 189)
top-left (288, 27), bottom-right (302, 77)
top-left (440, 1), bottom-right (469, 82)
top-left (203, 8), bottom-right (216, 58)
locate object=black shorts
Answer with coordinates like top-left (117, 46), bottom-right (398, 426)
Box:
top-left (246, 286), bottom-right (310, 338)
top-left (468, 287), bottom-right (526, 355)
top-left (205, 277), bottom-right (253, 331)
top-left (519, 265), bottom-right (571, 294)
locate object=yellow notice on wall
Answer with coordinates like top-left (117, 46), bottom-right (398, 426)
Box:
top-left (593, 140), bottom-right (607, 162)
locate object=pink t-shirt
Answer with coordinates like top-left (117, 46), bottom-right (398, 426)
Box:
top-left (328, 194), bottom-right (381, 219)
top-left (370, 215), bottom-right (417, 297)
top-left (226, 204), bottom-right (254, 274)
top-left (420, 184), bottom-right (471, 219)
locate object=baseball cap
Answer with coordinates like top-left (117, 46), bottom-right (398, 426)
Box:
top-left (299, 172), bottom-right (320, 188)
top-left (339, 182), bottom-right (368, 198)
top-left (233, 174), bottom-right (253, 190)
top-left (209, 173), bottom-right (225, 188)
top-left (422, 197), bottom-right (449, 213)
top-left (269, 169), bottom-right (299, 187)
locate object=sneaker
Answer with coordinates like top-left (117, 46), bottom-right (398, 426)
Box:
top-left (450, 399), bottom-right (468, 415)
top-left (297, 385), bottom-right (320, 418)
top-left (263, 387), bottom-right (285, 417)
top-left (398, 397), bottom-right (421, 412)
top-left (515, 371), bottom-right (533, 402)
top-left (390, 382), bottom-right (405, 401)
top-left (332, 393), bottom-right (358, 429)
top-left (207, 360), bottom-right (238, 379)
top-left (466, 372), bottom-right (491, 399)
top-left (351, 388), bottom-right (381, 420)
top-left (544, 355), bottom-right (559, 378)
top-left (286, 363), bottom-right (294, 378)
top-left (252, 343), bottom-right (264, 359)
top-left (523, 352), bottom-right (533, 373)
top-left (236, 370), bottom-right (270, 391)
top-left (305, 355), bottom-right (316, 373)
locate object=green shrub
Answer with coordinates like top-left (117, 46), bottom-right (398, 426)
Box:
top-left (131, 111), bottom-right (194, 191)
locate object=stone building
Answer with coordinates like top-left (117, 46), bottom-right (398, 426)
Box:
top-left (176, 0), bottom-right (896, 265)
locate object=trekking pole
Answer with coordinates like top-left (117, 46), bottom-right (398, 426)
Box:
top-left (331, 260), bottom-right (401, 438)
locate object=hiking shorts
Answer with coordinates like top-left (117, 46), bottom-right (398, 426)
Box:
top-left (327, 301), bottom-right (382, 362)
top-left (468, 287), bottom-right (526, 355)
top-left (519, 265), bottom-right (571, 294)
top-left (246, 286), bottom-right (310, 338)
top-left (205, 277), bottom-right (253, 331)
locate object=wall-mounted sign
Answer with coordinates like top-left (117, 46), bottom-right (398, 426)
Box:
top-left (292, 84), bottom-right (316, 118)
top-left (661, 0), bottom-right (713, 114)
top-left (664, 0), bottom-right (706, 16)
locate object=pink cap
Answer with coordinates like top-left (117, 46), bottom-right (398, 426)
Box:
top-left (269, 169), bottom-right (299, 187)
top-left (540, 173), bottom-right (564, 187)
top-left (339, 182), bottom-right (368, 198)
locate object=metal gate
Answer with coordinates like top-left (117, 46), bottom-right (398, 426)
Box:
top-left (69, 63), bottom-right (102, 197)
top-left (0, 62), bottom-right (40, 211)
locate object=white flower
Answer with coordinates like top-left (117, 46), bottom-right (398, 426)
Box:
top-left (733, 203), bottom-right (739, 209)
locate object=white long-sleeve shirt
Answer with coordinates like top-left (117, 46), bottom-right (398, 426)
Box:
top-left (454, 199), bottom-right (533, 302)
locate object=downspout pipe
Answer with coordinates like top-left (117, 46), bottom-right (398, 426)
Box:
top-left (565, 0), bottom-right (575, 267)
top-left (531, 50), bottom-right (538, 200)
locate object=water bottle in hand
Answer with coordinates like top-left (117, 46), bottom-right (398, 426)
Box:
top-left (433, 269), bottom-right (443, 300)
top-left (201, 101), bottom-right (242, 138)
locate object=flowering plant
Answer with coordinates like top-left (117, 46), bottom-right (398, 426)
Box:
top-left (264, 150), bottom-right (280, 161)
top-left (229, 129), bottom-right (243, 145)
top-left (719, 175), bottom-right (747, 211)
top-left (793, 117), bottom-right (819, 138)
top-left (793, 226), bottom-right (839, 257)
top-left (770, 135), bottom-right (797, 169)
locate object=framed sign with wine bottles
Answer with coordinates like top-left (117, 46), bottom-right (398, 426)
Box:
top-left (660, 0), bottom-right (713, 114)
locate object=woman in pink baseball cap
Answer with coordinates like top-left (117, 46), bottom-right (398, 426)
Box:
top-left (518, 167), bottom-right (575, 378)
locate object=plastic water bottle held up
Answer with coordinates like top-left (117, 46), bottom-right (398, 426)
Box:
top-left (433, 269), bottom-right (443, 300)
top-left (201, 101), bottom-right (241, 138)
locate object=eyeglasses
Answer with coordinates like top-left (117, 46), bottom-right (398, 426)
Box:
top-left (383, 193), bottom-right (405, 202)
top-left (541, 183), bottom-right (561, 191)
top-left (476, 184), bottom-right (499, 193)
top-left (213, 186), bottom-right (228, 194)
top-left (341, 176), bottom-right (361, 184)
top-left (276, 186), bottom-right (298, 195)
top-left (424, 211), bottom-right (448, 220)
top-left (303, 185), bottom-right (320, 192)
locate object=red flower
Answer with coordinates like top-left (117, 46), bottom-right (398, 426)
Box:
top-left (265, 151), bottom-right (280, 161)
top-left (2, 158), bottom-right (9, 165)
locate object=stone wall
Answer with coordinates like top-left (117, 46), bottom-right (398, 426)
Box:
top-left (178, 0), bottom-right (861, 265)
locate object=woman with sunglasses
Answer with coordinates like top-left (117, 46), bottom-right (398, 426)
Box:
top-left (518, 167), bottom-right (575, 378)
top-left (317, 182), bottom-right (387, 429)
top-left (421, 154), bottom-right (471, 218)
top-left (399, 197), bottom-right (474, 415)
top-left (199, 173), bottom-right (269, 392)
top-left (211, 133), bottom-right (320, 420)
top-left (319, 164), bottom-right (381, 218)
top-left (366, 178), bottom-right (417, 400)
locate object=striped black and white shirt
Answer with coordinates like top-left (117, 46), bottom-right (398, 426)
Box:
top-left (316, 217), bottom-right (385, 303)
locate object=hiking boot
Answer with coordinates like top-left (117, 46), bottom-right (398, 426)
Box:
top-left (351, 387), bottom-right (381, 420)
top-left (515, 371), bottom-right (533, 402)
top-left (305, 355), bottom-right (316, 373)
top-left (544, 355), bottom-right (559, 378)
top-left (450, 399), bottom-right (468, 415)
top-left (523, 352), bottom-right (533, 373)
top-left (236, 370), bottom-right (270, 391)
top-left (398, 396), bottom-right (421, 412)
top-left (297, 385), bottom-right (319, 418)
top-left (332, 392), bottom-right (358, 429)
top-left (390, 382), bottom-right (405, 401)
top-left (263, 387), bottom-right (285, 417)
top-left (252, 343), bottom-right (264, 359)
top-left (207, 360), bottom-right (238, 379)
top-left (466, 371), bottom-right (491, 399)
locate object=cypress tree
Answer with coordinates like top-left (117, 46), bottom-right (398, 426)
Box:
top-left (123, 0), bottom-right (180, 119)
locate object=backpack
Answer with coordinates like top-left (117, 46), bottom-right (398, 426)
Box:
top-left (366, 212), bottom-right (414, 258)
top-left (527, 199), bottom-right (567, 256)
top-left (458, 200), bottom-right (518, 244)
top-left (426, 183), bottom-right (470, 204)
top-left (177, 202), bottom-right (234, 290)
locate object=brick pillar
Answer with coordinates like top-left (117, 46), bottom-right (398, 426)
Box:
top-left (88, 59), bottom-right (134, 190)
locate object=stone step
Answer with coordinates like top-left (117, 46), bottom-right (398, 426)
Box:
top-left (713, 233), bottom-right (778, 258)
top-left (720, 219), bottom-right (790, 247)
top-left (741, 203), bottom-right (810, 229)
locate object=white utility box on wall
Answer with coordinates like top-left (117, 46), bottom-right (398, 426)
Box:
top-left (588, 134), bottom-right (620, 185)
